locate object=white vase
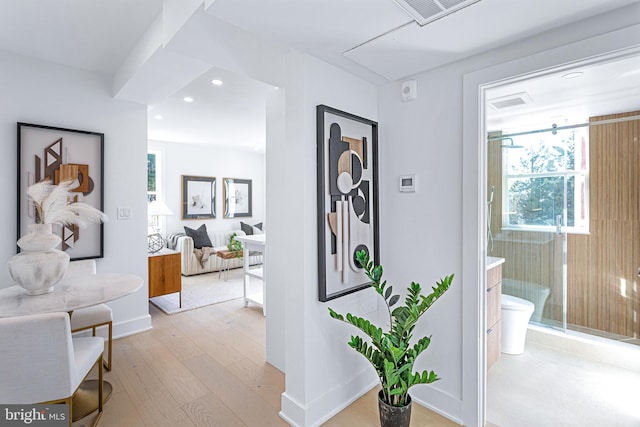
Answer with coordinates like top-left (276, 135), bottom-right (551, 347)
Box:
top-left (7, 223), bottom-right (70, 295)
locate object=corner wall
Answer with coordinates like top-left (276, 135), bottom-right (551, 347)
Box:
top-left (275, 53), bottom-right (381, 427)
top-left (0, 51), bottom-right (151, 336)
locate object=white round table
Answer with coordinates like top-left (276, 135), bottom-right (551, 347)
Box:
top-left (0, 273), bottom-right (142, 317)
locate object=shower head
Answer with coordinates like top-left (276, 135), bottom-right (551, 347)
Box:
top-left (501, 137), bottom-right (524, 149)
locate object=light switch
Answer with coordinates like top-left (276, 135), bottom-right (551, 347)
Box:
top-left (117, 207), bottom-right (132, 220)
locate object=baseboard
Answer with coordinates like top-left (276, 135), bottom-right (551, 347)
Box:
top-left (113, 313), bottom-right (153, 339)
top-left (72, 313), bottom-right (152, 341)
top-left (279, 368), bottom-right (377, 427)
top-left (410, 386), bottom-right (464, 425)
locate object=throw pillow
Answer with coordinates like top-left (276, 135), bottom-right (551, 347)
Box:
top-left (241, 221), bottom-right (263, 235)
top-left (240, 221), bottom-right (253, 235)
top-left (184, 224), bottom-right (213, 249)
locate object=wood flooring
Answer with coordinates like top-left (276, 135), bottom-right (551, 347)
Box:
top-left (74, 298), bottom-right (457, 427)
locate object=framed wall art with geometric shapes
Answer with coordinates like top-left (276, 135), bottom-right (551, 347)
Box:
top-left (316, 105), bottom-right (380, 302)
top-left (17, 122), bottom-right (104, 259)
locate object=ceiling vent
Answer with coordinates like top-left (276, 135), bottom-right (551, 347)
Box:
top-left (488, 92), bottom-right (533, 110)
top-left (392, 0), bottom-right (482, 26)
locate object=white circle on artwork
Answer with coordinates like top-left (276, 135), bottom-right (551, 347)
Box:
top-left (337, 172), bottom-right (352, 194)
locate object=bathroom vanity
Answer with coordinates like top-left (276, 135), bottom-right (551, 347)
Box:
top-left (486, 256), bottom-right (505, 371)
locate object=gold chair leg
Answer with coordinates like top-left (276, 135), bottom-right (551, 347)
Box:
top-left (98, 356), bottom-right (103, 412)
top-left (67, 397), bottom-right (73, 427)
top-left (105, 322), bottom-right (112, 371)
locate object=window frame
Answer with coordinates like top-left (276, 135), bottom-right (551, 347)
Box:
top-left (501, 129), bottom-right (590, 235)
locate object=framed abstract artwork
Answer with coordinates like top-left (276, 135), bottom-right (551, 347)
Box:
top-left (316, 105), bottom-right (379, 302)
top-left (17, 122), bottom-right (104, 260)
top-left (223, 178), bottom-right (252, 218)
top-left (182, 175), bottom-right (216, 219)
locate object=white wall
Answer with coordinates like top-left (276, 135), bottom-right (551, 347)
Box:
top-left (148, 140), bottom-right (265, 236)
top-left (0, 51), bottom-right (151, 337)
top-left (378, 3), bottom-right (640, 425)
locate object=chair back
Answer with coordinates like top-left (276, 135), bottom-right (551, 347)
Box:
top-left (65, 259), bottom-right (97, 278)
top-left (0, 312), bottom-right (75, 403)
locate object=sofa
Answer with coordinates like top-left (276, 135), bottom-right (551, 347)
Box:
top-left (169, 228), bottom-right (263, 276)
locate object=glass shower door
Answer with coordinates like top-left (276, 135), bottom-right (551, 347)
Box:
top-left (488, 126), bottom-right (587, 330)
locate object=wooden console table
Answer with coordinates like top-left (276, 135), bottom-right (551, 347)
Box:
top-left (148, 248), bottom-right (182, 307)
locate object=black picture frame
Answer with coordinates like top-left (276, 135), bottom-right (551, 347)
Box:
top-left (223, 178), bottom-right (252, 218)
top-left (317, 105), bottom-right (380, 302)
top-left (17, 122), bottom-right (105, 260)
top-left (182, 175), bottom-right (216, 219)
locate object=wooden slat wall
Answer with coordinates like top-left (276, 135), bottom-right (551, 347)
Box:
top-left (487, 132), bottom-right (503, 243)
top-left (567, 110), bottom-right (640, 337)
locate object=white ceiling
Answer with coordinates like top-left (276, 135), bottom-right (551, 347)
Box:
top-left (486, 53), bottom-right (640, 133)
top-left (0, 0), bottom-right (162, 75)
top-left (147, 68), bottom-right (276, 149)
top-left (1, 0), bottom-right (639, 149)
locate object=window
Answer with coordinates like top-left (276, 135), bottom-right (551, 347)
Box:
top-left (147, 151), bottom-right (159, 202)
top-left (503, 127), bottom-right (589, 233)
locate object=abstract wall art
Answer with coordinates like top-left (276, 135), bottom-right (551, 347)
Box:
top-left (317, 105), bottom-right (379, 302)
top-left (17, 122), bottom-right (104, 259)
top-left (182, 175), bottom-right (216, 219)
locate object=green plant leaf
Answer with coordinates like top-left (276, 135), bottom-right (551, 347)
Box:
top-left (327, 307), bottom-right (344, 321)
top-left (384, 286), bottom-right (392, 300)
top-left (372, 265), bottom-right (383, 282)
top-left (388, 295), bottom-right (400, 307)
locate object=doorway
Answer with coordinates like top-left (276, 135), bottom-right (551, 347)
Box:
top-left (484, 54), bottom-right (640, 343)
top-left (481, 49), bottom-right (640, 426)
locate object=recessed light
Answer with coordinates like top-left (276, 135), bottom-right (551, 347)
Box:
top-left (211, 79), bottom-right (224, 86)
top-left (153, 114), bottom-right (164, 120)
top-left (562, 72), bottom-right (583, 80)
top-left (183, 96), bottom-right (194, 103)
top-left (253, 147), bottom-right (260, 151)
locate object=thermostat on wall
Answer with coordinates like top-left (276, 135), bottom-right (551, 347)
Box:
top-left (399, 174), bottom-right (416, 192)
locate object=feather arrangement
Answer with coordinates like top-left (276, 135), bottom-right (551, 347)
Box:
top-left (27, 179), bottom-right (108, 227)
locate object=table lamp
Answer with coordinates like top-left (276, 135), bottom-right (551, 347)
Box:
top-left (148, 200), bottom-right (173, 253)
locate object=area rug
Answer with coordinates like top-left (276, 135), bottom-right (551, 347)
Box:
top-left (150, 268), bottom-right (244, 314)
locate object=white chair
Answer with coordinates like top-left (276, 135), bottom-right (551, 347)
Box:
top-left (0, 312), bottom-right (104, 427)
top-left (66, 260), bottom-right (113, 371)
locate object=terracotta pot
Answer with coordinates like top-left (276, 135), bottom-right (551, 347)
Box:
top-left (7, 223), bottom-right (70, 295)
top-left (378, 390), bottom-right (412, 427)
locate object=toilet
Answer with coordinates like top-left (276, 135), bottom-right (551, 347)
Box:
top-left (502, 279), bottom-right (550, 323)
top-left (501, 294), bottom-right (535, 355)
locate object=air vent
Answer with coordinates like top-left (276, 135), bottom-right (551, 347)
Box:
top-left (488, 92), bottom-right (533, 110)
top-left (392, 0), bottom-right (482, 26)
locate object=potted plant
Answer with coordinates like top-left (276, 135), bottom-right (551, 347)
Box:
top-left (228, 232), bottom-right (243, 255)
top-left (328, 250), bottom-right (454, 427)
